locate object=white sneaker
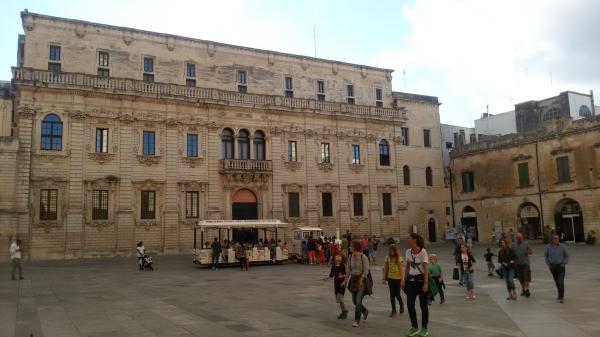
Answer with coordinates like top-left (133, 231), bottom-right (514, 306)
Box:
top-left (352, 321), bottom-right (359, 327)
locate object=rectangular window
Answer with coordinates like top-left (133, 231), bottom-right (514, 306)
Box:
top-left (143, 57), bottom-right (154, 73)
top-left (186, 79), bottom-right (196, 87)
top-left (322, 192), bottom-right (333, 217)
top-left (140, 191), bottom-right (156, 219)
top-left (446, 206), bottom-right (451, 216)
top-left (98, 51), bottom-right (109, 67)
top-left (518, 162), bottom-right (530, 187)
top-left (423, 129), bottom-right (431, 148)
top-left (347, 85), bottom-right (355, 104)
top-left (317, 80), bottom-right (325, 101)
top-left (284, 76), bottom-right (293, 97)
top-left (49, 45), bottom-right (61, 61)
top-left (95, 128), bottom-right (109, 153)
top-left (186, 63), bottom-right (196, 78)
top-left (288, 192), bottom-right (300, 218)
top-left (187, 133), bottom-right (198, 158)
top-left (353, 193), bottom-right (364, 217)
top-left (48, 62), bottom-right (61, 73)
top-left (375, 88), bottom-right (383, 107)
top-left (556, 156), bottom-right (570, 183)
top-left (97, 68), bottom-right (110, 77)
top-left (185, 191), bottom-right (199, 218)
top-left (143, 73), bottom-right (154, 83)
top-left (321, 143), bottom-right (330, 163)
top-left (352, 144), bottom-right (361, 164)
top-left (92, 190), bottom-right (109, 220)
top-left (288, 141), bottom-right (297, 161)
top-left (461, 171), bottom-right (475, 193)
top-left (401, 127), bottom-right (409, 145)
top-left (40, 189), bottom-right (58, 220)
top-left (382, 193), bottom-right (392, 216)
top-left (142, 131), bottom-right (155, 156)
top-left (237, 70), bottom-right (247, 93)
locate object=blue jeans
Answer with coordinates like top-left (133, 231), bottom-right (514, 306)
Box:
top-left (351, 284), bottom-right (368, 322)
top-left (549, 264), bottom-right (565, 299)
top-left (503, 266), bottom-right (515, 291)
top-left (463, 272), bottom-right (474, 291)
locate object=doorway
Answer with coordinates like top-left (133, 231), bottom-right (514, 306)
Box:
top-left (461, 206), bottom-right (478, 242)
top-left (518, 203), bottom-right (541, 240)
top-left (555, 199), bottom-right (584, 242)
top-left (232, 188), bottom-right (258, 244)
top-left (428, 218), bottom-right (437, 243)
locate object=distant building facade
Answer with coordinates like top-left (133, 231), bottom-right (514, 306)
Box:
top-left (0, 12), bottom-right (448, 259)
top-left (474, 110), bottom-right (516, 137)
top-left (450, 116), bottom-right (600, 243)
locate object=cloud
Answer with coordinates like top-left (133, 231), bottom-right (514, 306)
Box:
top-left (372, 0), bottom-right (600, 126)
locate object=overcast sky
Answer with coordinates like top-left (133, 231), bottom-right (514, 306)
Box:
top-left (0, 0), bottom-right (597, 126)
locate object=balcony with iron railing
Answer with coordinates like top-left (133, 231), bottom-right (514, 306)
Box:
top-left (12, 67), bottom-right (406, 121)
top-left (220, 159), bottom-right (272, 173)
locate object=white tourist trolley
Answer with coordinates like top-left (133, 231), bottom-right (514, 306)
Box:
top-left (192, 219), bottom-right (289, 267)
top-left (290, 226), bottom-right (323, 260)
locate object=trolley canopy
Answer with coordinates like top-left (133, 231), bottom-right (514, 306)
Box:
top-left (294, 226), bottom-right (323, 232)
top-left (194, 219), bottom-right (287, 230)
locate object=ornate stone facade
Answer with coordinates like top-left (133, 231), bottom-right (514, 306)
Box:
top-left (0, 12), bottom-right (448, 259)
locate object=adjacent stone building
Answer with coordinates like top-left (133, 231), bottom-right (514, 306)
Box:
top-left (451, 116), bottom-right (600, 243)
top-left (0, 12), bottom-right (448, 259)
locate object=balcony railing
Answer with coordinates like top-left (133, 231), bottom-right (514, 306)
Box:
top-left (221, 159), bottom-right (272, 172)
top-left (12, 67), bottom-right (406, 121)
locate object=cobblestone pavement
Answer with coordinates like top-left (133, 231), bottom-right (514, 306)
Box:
top-left (1, 242), bottom-right (599, 337)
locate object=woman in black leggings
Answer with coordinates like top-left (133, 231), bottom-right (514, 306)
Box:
top-left (402, 233), bottom-right (429, 337)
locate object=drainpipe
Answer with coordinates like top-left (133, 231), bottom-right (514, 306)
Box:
top-left (449, 154), bottom-right (456, 227)
top-left (535, 142), bottom-right (545, 236)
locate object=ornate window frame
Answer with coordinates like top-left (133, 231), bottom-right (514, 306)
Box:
top-left (132, 180), bottom-right (165, 230)
top-left (84, 177), bottom-right (119, 231)
top-left (134, 124), bottom-right (164, 166)
top-left (177, 181), bottom-right (208, 228)
top-left (179, 125), bottom-right (206, 167)
top-left (347, 184), bottom-right (368, 223)
top-left (316, 184), bottom-right (338, 223)
top-left (30, 177), bottom-right (68, 233)
top-left (34, 111), bottom-right (70, 157)
top-left (87, 117), bottom-right (118, 165)
top-left (377, 185), bottom-right (397, 221)
top-left (346, 140), bottom-right (365, 173)
top-left (376, 137), bottom-right (395, 170)
top-left (282, 183), bottom-right (306, 223)
top-left (316, 137), bottom-right (335, 172)
top-left (281, 135), bottom-right (304, 171)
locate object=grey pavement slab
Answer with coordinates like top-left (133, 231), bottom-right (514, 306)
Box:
top-left (0, 242), bottom-right (598, 337)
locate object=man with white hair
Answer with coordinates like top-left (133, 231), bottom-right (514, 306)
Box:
top-left (9, 239), bottom-right (24, 280)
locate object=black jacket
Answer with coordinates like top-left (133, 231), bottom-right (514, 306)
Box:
top-left (455, 252), bottom-right (476, 274)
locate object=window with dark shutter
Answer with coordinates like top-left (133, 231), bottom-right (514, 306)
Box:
top-left (288, 192), bottom-right (300, 218)
top-left (186, 191), bottom-right (199, 218)
top-left (322, 192), bottom-right (333, 217)
top-left (462, 171), bottom-right (474, 192)
top-left (518, 162), bottom-right (530, 187)
top-left (556, 156), bottom-right (570, 183)
top-left (353, 193), bottom-right (364, 217)
top-left (141, 191), bottom-right (156, 219)
top-left (382, 193), bottom-right (392, 216)
top-left (92, 190), bottom-right (109, 220)
top-left (40, 189), bottom-right (58, 220)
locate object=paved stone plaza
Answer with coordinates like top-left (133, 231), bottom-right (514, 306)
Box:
top-left (1, 243), bottom-right (598, 337)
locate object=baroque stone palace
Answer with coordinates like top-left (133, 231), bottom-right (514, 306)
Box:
top-left (0, 12), bottom-right (448, 259)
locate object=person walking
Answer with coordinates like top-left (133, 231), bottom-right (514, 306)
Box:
top-left (484, 248), bottom-right (496, 277)
top-left (235, 242), bottom-right (247, 271)
top-left (136, 241), bottom-right (145, 271)
top-left (453, 238), bottom-right (465, 285)
top-left (512, 233), bottom-right (533, 297)
top-left (428, 254), bottom-right (445, 304)
top-left (210, 238), bottom-right (222, 270)
top-left (347, 240), bottom-right (370, 328)
top-left (325, 254), bottom-right (348, 319)
top-left (307, 236), bottom-right (317, 265)
top-left (383, 245), bottom-right (404, 316)
top-left (402, 233), bottom-right (429, 337)
top-left (455, 243), bottom-right (476, 300)
top-left (498, 239), bottom-right (517, 300)
top-left (10, 240), bottom-right (24, 280)
top-left (544, 234), bottom-right (569, 303)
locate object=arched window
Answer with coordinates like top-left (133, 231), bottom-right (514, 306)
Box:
top-left (425, 166), bottom-right (433, 186)
top-left (221, 128), bottom-right (234, 159)
top-left (403, 165), bottom-right (410, 185)
top-left (41, 114), bottom-right (63, 151)
top-left (237, 129), bottom-right (250, 159)
top-left (379, 139), bottom-right (390, 166)
top-left (253, 130), bottom-right (265, 160)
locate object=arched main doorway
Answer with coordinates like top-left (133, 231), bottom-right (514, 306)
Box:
top-left (461, 206), bottom-right (478, 242)
top-left (232, 189), bottom-right (258, 244)
top-left (518, 203), bottom-right (541, 240)
top-left (428, 218), bottom-right (437, 243)
top-left (555, 199), bottom-right (584, 242)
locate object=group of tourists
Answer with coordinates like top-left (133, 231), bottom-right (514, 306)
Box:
top-left (325, 233), bottom-right (431, 337)
top-left (454, 231), bottom-right (569, 303)
top-left (304, 232), bottom-right (380, 266)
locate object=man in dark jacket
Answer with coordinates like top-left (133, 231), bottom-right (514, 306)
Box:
top-left (211, 238), bottom-right (222, 270)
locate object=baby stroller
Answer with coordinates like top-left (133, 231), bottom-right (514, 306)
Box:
top-left (143, 255), bottom-right (154, 271)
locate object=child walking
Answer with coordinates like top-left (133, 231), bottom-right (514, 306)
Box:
top-left (324, 254), bottom-right (348, 319)
top-left (484, 248), bottom-right (495, 277)
top-left (383, 245), bottom-right (404, 316)
top-left (428, 254), bottom-right (445, 304)
top-left (455, 243), bottom-right (476, 300)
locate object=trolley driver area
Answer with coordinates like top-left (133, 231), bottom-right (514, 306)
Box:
top-left (192, 220), bottom-right (289, 267)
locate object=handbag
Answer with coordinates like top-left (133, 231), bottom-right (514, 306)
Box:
top-left (452, 267), bottom-right (460, 280)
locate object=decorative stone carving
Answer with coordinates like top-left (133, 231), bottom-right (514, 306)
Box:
top-left (206, 42), bottom-right (216, 57)
top-left (267, 52), bottom-right (275, 66)
top-left (122, 31), bottom-right (133, 45)
top-left (393, 136), bottom-right (403, 144)
top-left (88, 221), bottom-right (113, 232)
top-left (74, 23), bottom-right (87, 38)
top-left (512, 154), bottom-right (532, 162)
top-left (283, 160), bottom-right (303, 171)
top-left (349, 163), bottom-right (364, 173)
top-left (331, 62), bottom-right (339, 75)
top-left (118, 112), bottom-right (135, 122)
top-left (360, 67), bottom-right (367, 79)
top-left (365, 134), bottom-right (377, 143)
top-left (304, 129), bottom-right (317, 138)
top-left (165, 117), bottom-right (179, 127)
top-left (34, 221), bottom-right (61, 233)
top-left (88, 152), bottom-right (115, 164)
top-left (301, 57), bottom-right (308, 70)
top-left (207, 121), bottom-right (221, 130)
top-left (550, 147), bottom-right (573, 155)
top-left (166, 36), bottom-right (176, 51)
top-left (317, 162), bottom-right (334, 172)
top-left (137, 155), bottom-right (161, 166)
top-left (70, 110), bottom-right (87, 120)
top-left (181, 157), bottom-right (203, 167)
top-left (179, 219), bottom-right (197, 229)
top-left (18, 105), bottom-right (37, 119)
top-left (139, 220), bottom-right (158, 231)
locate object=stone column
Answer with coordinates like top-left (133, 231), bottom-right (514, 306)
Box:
top-left (163, 115), bottom-right (180, 253)
top-left (116, 115), bottom-right (135, 255)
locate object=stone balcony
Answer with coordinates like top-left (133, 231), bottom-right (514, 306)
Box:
top-left (220, 159), bottom-right (272, 172)
top-left (12, 67), bottom-right (406, 122)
